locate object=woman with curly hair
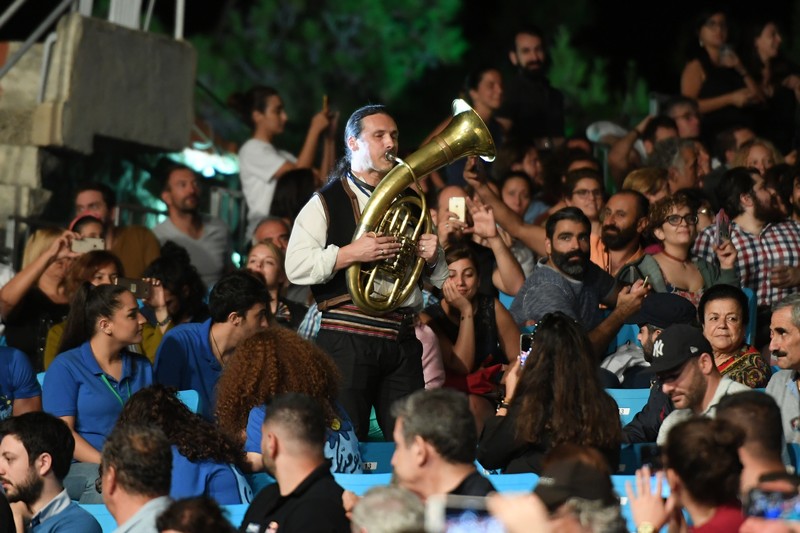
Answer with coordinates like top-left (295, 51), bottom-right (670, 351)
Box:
top-left (117, 384), bottom-right (251, 504)
top-left (215, 327), bottom-right (361, 475)
top-left (476, 312), bottom-right (621, 474)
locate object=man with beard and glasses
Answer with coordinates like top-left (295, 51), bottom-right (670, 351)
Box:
top-left (495, 26), bottom-right (564, 148)
top-left (595, 190), bottom-right (649, 276)
top-left (509, 207), bottom-right (649, 359)
top-left (153, 163), bottom-right (234, 287)
top-left (0, 412), bottom-right (101, 532)
top-left (694, 167), bottom-right (800, 348)
top-left (766, 294), bottom-right (800, 443)
top-left (651, 324), bottom-right (749, 445)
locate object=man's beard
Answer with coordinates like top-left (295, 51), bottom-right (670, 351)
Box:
top-left (520, 63), bottom-right (545, 81)
top-left (176, 196), bottom-right (199, 215)
top-left (551, 249), bottom-right (588, 278)
top-left (754, 196), bottom-right (784, 224)
top-left (601, 224), bottom-right (639, 251)
top-left (2, 470), bottom-right (44, 505)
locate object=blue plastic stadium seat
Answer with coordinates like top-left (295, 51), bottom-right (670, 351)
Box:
top-left (224, 503), bottom-right (250, 530)
top-left (487, 473), bottom-right (539, 492)
top-left (79, 504), bottom-right (117, 533)
top-left (333, 473), bottom-right (393, 495)
top-left (498, 291), bottom-right (514, 310)
top-left (742, 287), bottom-right (756, 345)
top-left (617, 443), bottom-right (660, 475)
top-left (37, 372), bottom-right (45, 388)
top-left (606, 388), bottom-right (650, 426)
top-left (359, 442), bottom-right (395, 474)
top-left (176, 389), bottom-right (200, 414)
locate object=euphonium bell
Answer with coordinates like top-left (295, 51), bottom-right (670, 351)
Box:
top-left (346, 99), bottom-right (496, 315)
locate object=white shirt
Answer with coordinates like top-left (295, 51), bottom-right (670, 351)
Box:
top-left (238, 138), bottom-right (297, 237)
top-left (285, 176), bottom-right (447, 310)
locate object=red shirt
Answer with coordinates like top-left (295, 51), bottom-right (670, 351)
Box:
top-left (690, 503), bottom-right (745, 533)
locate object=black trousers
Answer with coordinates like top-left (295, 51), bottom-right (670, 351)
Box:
top-left (316, 323), bottom-right (424, 441)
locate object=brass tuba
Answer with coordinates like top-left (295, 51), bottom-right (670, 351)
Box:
top-left (346, 99), bottom-right (496, 315)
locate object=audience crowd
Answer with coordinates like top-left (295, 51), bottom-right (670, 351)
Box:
top-left (5, 13), bottom-right (800, 533)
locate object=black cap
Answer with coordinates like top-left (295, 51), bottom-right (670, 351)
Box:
top-left (533, 460), bottom-right (618, 511)
top-left (649, 324), bottom-right (712, 374)
top-left (625, 293), bottom-right (697, 329)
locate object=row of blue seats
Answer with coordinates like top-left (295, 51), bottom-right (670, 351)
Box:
top-left (79, 473), bottom-right (669, 533)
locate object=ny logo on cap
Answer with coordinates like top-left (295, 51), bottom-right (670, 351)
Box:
top-left (653, 339), bottom-right (664, 359)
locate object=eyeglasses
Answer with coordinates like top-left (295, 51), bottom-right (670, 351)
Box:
top-left (664, 214), bottom-right (699, 226)
top-left (572, 188), bottom-right (604, 199)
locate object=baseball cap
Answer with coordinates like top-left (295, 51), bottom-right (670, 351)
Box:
top-left (533, 459), bottom-right (618, 511)
top-left (649, 324), bottom-right (712, 374)
top-left (625, 292), bottom-right (697, 329)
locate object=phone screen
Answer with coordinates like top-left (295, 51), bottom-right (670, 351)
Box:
top-left (745, 489), bottom-right (800, 520)
top-left (519, 334), bottom-right (534, 367)
top-left (443, 508), bottom-right (505, 532)
top-left (425, 495), bottom-right (506, 533)
top-left (715, 209), bottom-right (731, 247)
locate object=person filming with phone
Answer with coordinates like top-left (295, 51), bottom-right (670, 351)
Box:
top-left (693, 167), bottom-right (800, 348)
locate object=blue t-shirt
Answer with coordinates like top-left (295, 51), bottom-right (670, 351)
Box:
top-left (43, 342), bottom-right (153, 454)
top-left (154, 319), bottom-right (220, 421)
top-left (170, 446), bottom-right (252, 504)
top-left (245, 403), bottom-right (362, 474)
top-left (0, 347), bottom-right (41, 420)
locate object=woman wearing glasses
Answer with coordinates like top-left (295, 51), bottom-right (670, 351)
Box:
top-left (622, 193), bottom-right (738, 307)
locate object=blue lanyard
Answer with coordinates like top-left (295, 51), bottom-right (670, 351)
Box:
top-left (99, 374), bottom-right (131, 407)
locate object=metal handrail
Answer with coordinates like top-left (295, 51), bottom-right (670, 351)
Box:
top-left (0, 0), bottom-right (31, 32)
top-left (0, 0), bottom-right (76, 81)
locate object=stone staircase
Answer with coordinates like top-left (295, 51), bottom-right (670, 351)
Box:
top-left (0, 12), bottom-right (196, 221)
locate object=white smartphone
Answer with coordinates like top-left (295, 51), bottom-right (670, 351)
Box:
top-left (449, 197), bottom-right (466, 223)
top-left (70, 237), bottom-right (105, 253)
top-left (425, 494), bottom-right (506, 533)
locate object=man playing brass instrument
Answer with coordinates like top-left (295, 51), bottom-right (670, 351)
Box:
top-left (285, 104), bottom-right (448, 440)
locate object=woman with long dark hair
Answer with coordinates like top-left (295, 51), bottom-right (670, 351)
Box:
top-left (476, 312), bottom-right (621, 473)
top-left (117, 385), bottom-right (251, 504)
top-left (229, 86), bottom-right (335, 236)
top-left (42, 283), bottom-right (152, 500)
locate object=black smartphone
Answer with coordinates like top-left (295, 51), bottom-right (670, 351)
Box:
top-left (744, 488), bottom-right (800, 520)
top-left (716, 209), bottom-right (731, 247)
top-left (114, 277), bottom-right (151, 299)
top-left (519, 333), bottom-right (534, 367)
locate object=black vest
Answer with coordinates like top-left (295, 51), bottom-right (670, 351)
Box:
top-left (311, 178), bottom-right (360, 310)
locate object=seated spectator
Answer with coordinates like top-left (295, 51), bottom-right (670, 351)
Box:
top-left (765, 294), bottom-right (800, 441)
top-left (699, 284), bottom-right (771, 388)
top-left (215, 328), bottom-right (361, 474)
top-left (156, 496), bottom-right (237, 533)
top-left (477, 312), bottom-right (621, 474)
top-left (44, 250), bottom-right (124, 368)
top-left (154, 271), bottom-right (269, 421)
top-left (0, 346), bottom-right (41, 420)
top-left (619, 192), bottom-right (737, 306)
top-left (732, 137), bottom-right (784, 176)
top-left (0, 228), bottom-right (75, 372)
top-left (649, 324), bottom-right (750, 445)
top-left (767, 163), bottom-right (797, 219)
top-left (142, 241), bottom-right (210, 326)
top-left (621, 167), bottom-right (670, 207)
top-left (392, 388), bottom-right (495, 498)
top-left (73, 182), bottom-right (161, 279)
top-left (648, 138), bottom-right (701, 193)
top-left (69, 212), bottom-right (106, 239)
top-left (0, 412), bottom-right (101, 532)
top-left (245, 240), bottom-right (307, 330)
top-left (43, 283), bottom-right (152, 501)
top-left (100, 424), bottom-right (172, 532)
top-left (240, 393), bottom-right (350, 532)
top-left (607, 115), bottom-right (679, 186)
top-left (716, 391), bottom-right (787, 493)
top-left (596, 190), bottom-right (649, 277)
top-left (117, 385), bottom-right (250, 504)
top-left (497, 172), bottom-right (536, 275)
top-left (419, 246), bottom-right (519, 429)
top-left (628, 418), bottom-right (745, 532)
top-left (508, 208), bottom-right (648, 359)
top-left (350, 486), bottom-right (424, 533)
